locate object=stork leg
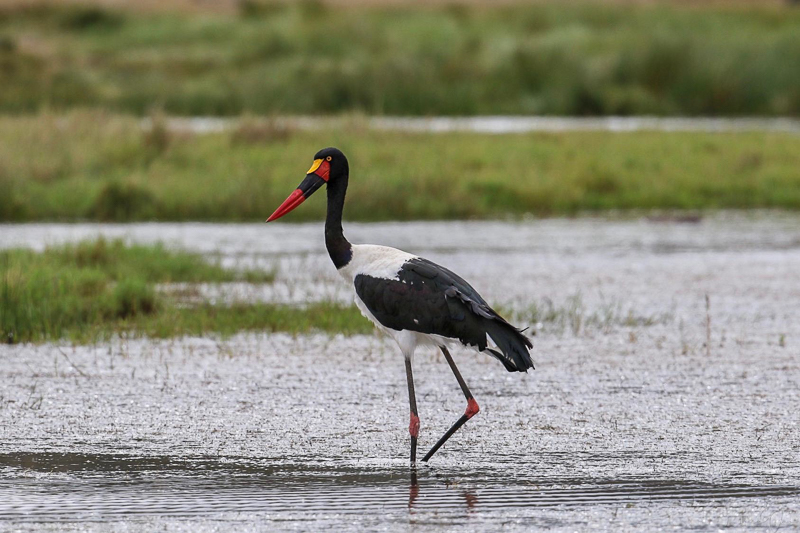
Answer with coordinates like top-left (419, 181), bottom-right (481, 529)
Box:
top-left (405, 357), bottom-right (420, 463)
top-left (422, 346), bottom-right (480, 462)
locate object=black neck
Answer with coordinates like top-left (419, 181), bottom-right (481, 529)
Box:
top-left (325, 174), bottom-right (352, 269)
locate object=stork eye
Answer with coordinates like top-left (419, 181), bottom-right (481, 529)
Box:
top-left (326, 156), bottom-right (332, 161)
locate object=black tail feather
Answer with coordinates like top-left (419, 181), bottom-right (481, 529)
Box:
top-left (484, 321), bottom-right (534, 372)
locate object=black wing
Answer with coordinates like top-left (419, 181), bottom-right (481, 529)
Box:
top-left (354, 257), bottom-right (533, 372)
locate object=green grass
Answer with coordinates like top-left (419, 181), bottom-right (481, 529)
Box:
top-left (0, 238), bottom-right (293, 343)
top-left (129, 301), bottom-right (372, 340)
top-left (26, 237), bottom-right (275, 283)
top-left (1, 112), bottom-right (800, 222)
top-left (0, 2), bottom-right (798, 116)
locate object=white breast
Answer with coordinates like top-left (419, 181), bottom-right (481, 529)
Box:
top-left (337, 244), bottom-right (464, 358)
top-left (337, 244), bottom-right (416, 283)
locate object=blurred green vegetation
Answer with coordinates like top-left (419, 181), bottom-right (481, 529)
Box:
top-left (1, 112), bottom-right (799, 222)
top-left (0, 1), bottom-right (798, 116)
top-left (0, 237), bottom-right (363, 343)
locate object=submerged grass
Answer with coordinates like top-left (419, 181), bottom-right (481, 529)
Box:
top-left (1, 112), bottom-right (800, 221)
top-left (0, 2), bottom-right (798, 116)
top-left (514, 294), bottom-right (674, 336)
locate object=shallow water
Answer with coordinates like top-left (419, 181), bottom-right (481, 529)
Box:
top-left (2, 451), bottom-right (798, 520)
top-left (157, 116), bottom-right (800, 134)
top-left (1, 214), bottom-right (799, 531)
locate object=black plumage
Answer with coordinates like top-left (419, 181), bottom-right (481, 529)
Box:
top-left (354, 258), bottom-right (534, 372)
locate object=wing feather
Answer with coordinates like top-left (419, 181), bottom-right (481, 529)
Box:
top-left (353, 257), bottom-right (533, 371)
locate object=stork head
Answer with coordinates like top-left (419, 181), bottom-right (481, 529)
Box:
top-left (266, 147), bottom-right (348, 222)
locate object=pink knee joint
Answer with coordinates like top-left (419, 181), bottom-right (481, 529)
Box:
top-left (409, 413), bottom-right (420, 438)
top-left (465, 398), bottom-right (480, 419)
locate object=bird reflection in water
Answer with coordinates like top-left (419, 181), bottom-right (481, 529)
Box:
top-left (407, 467), bottom-right (478, 513)
top-left (409, 469), bottom-right (420, 509)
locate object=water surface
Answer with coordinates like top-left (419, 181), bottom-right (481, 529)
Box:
top-left (1, 215), bottom-right (798, 531)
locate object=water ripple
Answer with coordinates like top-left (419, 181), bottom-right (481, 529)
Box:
top-left (1, 453), bottom-right (797, 521)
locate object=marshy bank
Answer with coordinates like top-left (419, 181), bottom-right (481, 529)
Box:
top-left (2, 113), bottom-right (800, 222)
top-left (0, 238), bottom-right (366, 343)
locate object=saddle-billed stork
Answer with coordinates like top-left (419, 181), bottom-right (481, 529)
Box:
top-left (267, 147), bottom-right (533, 463)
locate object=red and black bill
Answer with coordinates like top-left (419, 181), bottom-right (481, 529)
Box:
top-left (266, 158), bottom-right (330, 222)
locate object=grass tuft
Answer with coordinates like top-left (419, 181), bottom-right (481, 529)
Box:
top-left (514, 294), bottom-right (673, 336)
top-left (0, 238), bottom-right (281, 343)
top-left (57, 237), bottom-right (276, 283)
top-left (142, 110), bottom-right (173, 156)
top-left (132, 301), bottom-right (371, 340)
top-left (237, 0), bottom-right (288, 20)
top-left (111, 278), bottom-right (159, 319)
top-left (91, 182), bottom-right (158, 221)
top-left (56, 5), bottom-right (125, 31)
